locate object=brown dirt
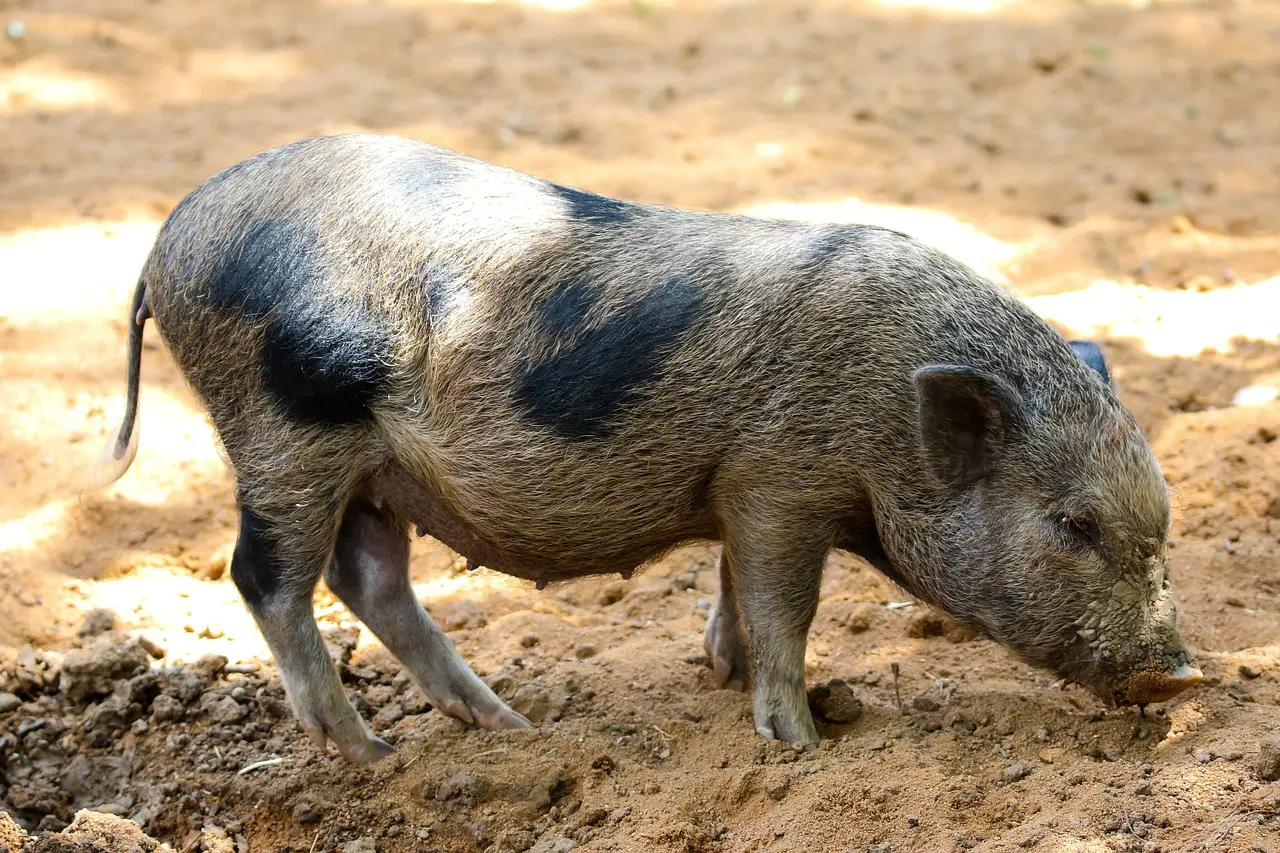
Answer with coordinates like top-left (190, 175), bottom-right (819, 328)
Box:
top-left (1, 0), bottom-right (1278, 851)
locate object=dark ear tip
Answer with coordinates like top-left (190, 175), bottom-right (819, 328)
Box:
top-left (1069, 340), bottom-right (1112, 385)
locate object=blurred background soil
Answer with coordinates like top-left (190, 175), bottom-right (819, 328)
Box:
top-left (0, 0), bottom-right (1278, 851)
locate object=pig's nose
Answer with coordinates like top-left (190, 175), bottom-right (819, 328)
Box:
top-left (1123, 663), bottom-right (1203, 704)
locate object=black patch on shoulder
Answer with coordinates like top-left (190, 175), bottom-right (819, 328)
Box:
top-left (230, 505), bottom-right (282, 609)
top-left (1069, 340), bottom-right (1112, 387)
top-left (536, 277), bottom-right (595, 338)
top-left (549, 183), bottom-right (635, 225)
top-left (517, 274), bottom-right (703, 439)
top-left (210, 218), bottom-right (391, 425)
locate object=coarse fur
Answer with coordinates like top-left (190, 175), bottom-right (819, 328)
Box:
top-left (96, 133), bottom-right (1199, 762)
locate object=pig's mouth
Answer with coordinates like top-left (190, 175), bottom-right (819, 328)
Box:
top-left (1050, 644), bottom-right (1202, 708)
top-left (1111, 661), bottom-right (1203, 706)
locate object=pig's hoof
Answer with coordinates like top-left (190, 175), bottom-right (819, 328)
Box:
top-left (704, 607), bottom-right (748, 688)
top-left (755, 713), bottom-right (820, 748)
top-left (300, 719), bottom-right (395, 765)
top-left (712, 653), bottom-right (748, 691)
top-left (342, 736), bottom-right (396, 765)
top-left (436, 696), bottom-right (532, 731)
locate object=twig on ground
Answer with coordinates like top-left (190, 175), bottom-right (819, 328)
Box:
top-left (237, 757), bottom-right (284, 776)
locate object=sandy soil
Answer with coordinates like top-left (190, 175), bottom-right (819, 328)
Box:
top-left (1, 0), bottom-right (1279, 851)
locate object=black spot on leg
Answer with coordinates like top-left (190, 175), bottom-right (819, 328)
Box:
top-left (516, 274), bottom-right (703, 439)
top-left (208, 218), bottom-right (391, 426)
top-left (230, 506), bottom-right (282, 609)
top-left (549, 183), bottom-right (635, 225)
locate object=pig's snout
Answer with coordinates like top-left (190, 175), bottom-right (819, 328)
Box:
top-left (1118, 660), bottom-right (1203, 705)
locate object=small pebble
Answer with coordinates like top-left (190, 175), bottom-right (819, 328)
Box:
top-left (77, 608), bottom-right (117, 637)
top-left (1239, 663), bottom-right (1262, 680)
top-left (911, 696), bottom-right (939, 713)
top-left (669, 572), bottom-right (697, 592)
top-left (1194, 747), bottom-right (1214, 764)
top-left (0, 693), bottom-right (21, 713)
top-left (6, 20), bottom-right (24, 40)
top-left (1003, 762), bottom-right (1032, 784)
top-left (137, 636), bottom-right (166, 659)
top-left (807, 679), bottom-right (863, 724)
top-left (293, 801), bottom-right (322, 824)
top-left (1256, 732), bottom-right (1280, 781)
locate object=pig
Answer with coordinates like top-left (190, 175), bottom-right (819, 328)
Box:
top-left (91, 133), bottom-right (1201, 764)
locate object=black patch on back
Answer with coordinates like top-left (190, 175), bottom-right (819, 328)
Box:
top-left (1069, 340), bottom-right (1112, 387)
top-left (230, 505), bottom-right (282, 609)
top-left (517, 274), bottom-right (703, 439)
top-left (550, 183), bottom-right (635, 225)
top-left (209, 218), bottom-right (391, 426)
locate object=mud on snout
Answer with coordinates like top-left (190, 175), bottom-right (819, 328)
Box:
top-left (1058, 576), bottom-right (1202, 707)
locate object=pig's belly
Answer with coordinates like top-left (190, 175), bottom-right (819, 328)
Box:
top-left (364, 449), bottom-right (719, 583)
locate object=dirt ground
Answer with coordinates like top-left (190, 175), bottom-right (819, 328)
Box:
top-left (1, 0), bottom-right (1279, 850)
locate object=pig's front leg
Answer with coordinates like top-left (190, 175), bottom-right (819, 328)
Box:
top-left (704, 551), bottom-right (749, 690)
top-left (721, 511), bottom-right (827, 746)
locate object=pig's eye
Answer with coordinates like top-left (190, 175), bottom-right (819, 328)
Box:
top-left (1057, 513), bottom-right (1103, 549)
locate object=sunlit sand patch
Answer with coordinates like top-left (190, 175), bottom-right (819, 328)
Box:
top-left (865, 0), bottom-right (1017, 13)
top-left (1026, 276), bottom-right (1280, 358)
top-left (0, 220), bottom-right (161, 322)
top-left (0, 65), bottom-right (120, 114)
top-left (329, 0), bottom-right (595, 9)
top-left (734, 195), bottom-right (1030, 284)
top-left (85, 565), bottom-right (270, 663)
top-left (0, 501), bottom-right (73, 556)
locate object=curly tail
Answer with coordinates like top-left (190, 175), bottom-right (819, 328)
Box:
top-left (84, 277), bottom-right (150, 492)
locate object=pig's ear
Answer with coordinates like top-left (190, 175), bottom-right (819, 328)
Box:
top-left (1068, 340), bottom-right (1114, 388)
top-left (913, 365), bottom-right (1027, 489)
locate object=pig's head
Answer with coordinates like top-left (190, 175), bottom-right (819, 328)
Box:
top-left (901, 340), bottom-right (1201, 707)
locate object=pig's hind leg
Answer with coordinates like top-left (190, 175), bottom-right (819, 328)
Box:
top-left (230, 496), bottom-right (394, 765)
top-left (324, 497), bottom-right (531, 732)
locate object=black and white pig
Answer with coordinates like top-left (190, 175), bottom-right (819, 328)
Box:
top-left (93, 133), bottom-right (1201, 764)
